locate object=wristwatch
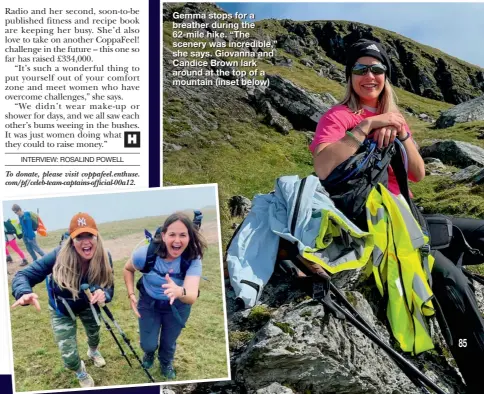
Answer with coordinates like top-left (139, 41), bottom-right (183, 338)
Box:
top-left (182, 287), bottom-right (186, 296)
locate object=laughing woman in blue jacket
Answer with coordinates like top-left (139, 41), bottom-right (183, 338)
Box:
top-left (11, 213), bottom-right (113, 388)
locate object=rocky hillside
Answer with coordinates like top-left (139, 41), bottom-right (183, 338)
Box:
top-left (163, 4), bottom-right (484, 393)
top-left (163, 2), bottom-right (484, 223)
top-left (276, 19), bottom-right (484, 104)
top-left (164, 3), bottom-right (484, 105)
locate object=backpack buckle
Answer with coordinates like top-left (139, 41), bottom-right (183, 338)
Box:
top-left (420, 244), bottom-right (431, 256)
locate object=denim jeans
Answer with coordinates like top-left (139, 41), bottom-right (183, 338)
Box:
top-left (137, 289), bottom-right (191, 365)
top-left (23, 237), bottom-right (45, 261)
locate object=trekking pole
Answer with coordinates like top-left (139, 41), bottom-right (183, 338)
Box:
top-left (81, 286), bottom-right (155, 383)
top-left (290, 257), bottom-right (445, 394)
top-left (81, 285), bottom-right (132, 367)
top-left (462, 268), bottom-right (484, 286)
top-left (329, 283), bottom-right (432, 394)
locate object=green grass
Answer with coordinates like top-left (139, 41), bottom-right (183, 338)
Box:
top-left (416, 121), bottom-right (484, 149)
top-left (9, 217), bottom-right (228, 392)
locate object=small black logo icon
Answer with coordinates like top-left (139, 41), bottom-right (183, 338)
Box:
top-left (124, 131), bottom-right (141, 148)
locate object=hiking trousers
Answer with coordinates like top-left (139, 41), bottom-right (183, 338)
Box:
top-left (23, 237), bottom-right (45, 262)
top-left (49, 306), bottom-right (101, 371)
top-left (432, 251), bottom-right (484, 393)
top-left (137, 290), bottom-right (191, 366)
top-left (431, 216), bottom-right (484, 394)
top-left (5, 239), bottom-right (25, 260)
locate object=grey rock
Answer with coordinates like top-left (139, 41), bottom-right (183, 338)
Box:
top-left (419, 113), bottom-right (435, 123)
top-left (277, 34), bottom-right (305, 57)
top-left (475, 282), bottom-right (484, 316)
top-left (420, 140), bottom-right (484, 168)
top-left (451, 165), bottom-right (484, 182)
top-left (316, 59), bottom-right (346, 83)
top-left (423, 157), bottom-right (443, 164)
top-left (436, 95), bottom-right (484, 128)
top-left (262, 101), bottom-right (293, 135)
top-left (320, 92), bottom-right (339, 105)
top-left (263, 75), bottom-right (332, 131)
top-left (229, 195), bottom-right (252, 217)
top-left (164, 142), bottom-right (183, 152)
top-left (271, 56), bottom-right (293, 67)
top-left (424, 158), bottom-right (451, 176)
top-left (473, 167), bottom-right (484, 184)
top-left (300, 58), bottom-right (314, 67)
top-left (235, 294), bottom-right (440, 394)
top-left (478, 129), bottom-right (484, 140)
top-left (256, 382), bottom-right (294, 394)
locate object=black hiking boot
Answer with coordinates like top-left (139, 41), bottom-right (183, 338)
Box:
top-left (20, 259), bottom-right (28, 266)
top-left (6, 256), bottom-right (13, 264)
top-left (142, 352), bottom-right (155, 369)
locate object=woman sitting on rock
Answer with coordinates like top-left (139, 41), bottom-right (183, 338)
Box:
top-left (311, 38), bottom-right (484, 393)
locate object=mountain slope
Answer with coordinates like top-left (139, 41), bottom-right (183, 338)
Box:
top-left (163, 2), bottom-right (484, 245)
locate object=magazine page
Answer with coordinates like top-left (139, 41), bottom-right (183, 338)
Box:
top-left (0, 1), bottom-right (231, 394)
top-left (162, 2), bottom-right (484, 394)
top-left (1, 0), bottom-right (150, 199)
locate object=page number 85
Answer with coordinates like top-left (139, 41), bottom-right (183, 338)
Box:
top-left (458, 339), bottom-right (467, 347)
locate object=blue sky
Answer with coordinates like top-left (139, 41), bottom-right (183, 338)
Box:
top-left (217, 2), bottom-right (484, 68)
top-left (2, 186), bottom-right (217, 231)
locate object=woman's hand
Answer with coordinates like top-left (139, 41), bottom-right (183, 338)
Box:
top-left (162, 274), bottom-right (183, 305)
top-left (367, 113), bottom-right (406, 134)
top-left (11, 293), bottom-right (41, 311)
top-left (129, 293), bottom-right (141, 318)
top-left (370, 126), bottom-right (408, 148)
top-left (90, 289), bottom-right (106, 305)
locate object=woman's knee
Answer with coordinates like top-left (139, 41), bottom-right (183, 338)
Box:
top-left (139, 317), bottom-right (160, 353)
top-left (139, 330), bottom-right (159, 353)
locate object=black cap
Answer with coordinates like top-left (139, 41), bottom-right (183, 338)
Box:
top-left (345, 39), bottom-right (391, 81)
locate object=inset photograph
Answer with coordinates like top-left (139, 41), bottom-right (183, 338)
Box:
top-left (3, 185), bottom-right (229, 391)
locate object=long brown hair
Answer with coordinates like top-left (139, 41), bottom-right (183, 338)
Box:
top-left (52, 235), bottom-right (113, 300)
top-left (153, 212), bottom-right (207, 260)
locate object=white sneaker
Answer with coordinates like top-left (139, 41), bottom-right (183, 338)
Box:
top-left (87, 348), bottom-right (106, 367)
top-left (76, 360), bottom-right (95, 388)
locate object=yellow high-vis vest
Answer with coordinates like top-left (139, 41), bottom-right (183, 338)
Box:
top-left (366, 184), bottom-right (435, 355)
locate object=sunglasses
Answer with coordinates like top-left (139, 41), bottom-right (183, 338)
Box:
top-left (352, 63), bottom-right (387, 76)
top-left (73, 234), bottom-right (97, 243)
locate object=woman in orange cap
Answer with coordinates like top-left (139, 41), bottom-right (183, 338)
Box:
top-left (11, 213), bottom-right (114, 388)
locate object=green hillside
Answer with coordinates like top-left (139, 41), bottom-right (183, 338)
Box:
top-left (162, 7), bottom-right (484, 246)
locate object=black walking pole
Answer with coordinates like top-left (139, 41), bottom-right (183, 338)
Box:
top-left (98, 303), bottom-right (156, 383)
top-left (81, 285), bottom-right (132, 367)
top-left (82, 286), bottom-right (155, 383)
top-left (285, 257), bottom-right (445, 394)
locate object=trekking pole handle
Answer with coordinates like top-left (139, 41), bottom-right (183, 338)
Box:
top-left (296, 255), bottom-right (331, 280)
top-left (82, 287), bottom-right (106, 308)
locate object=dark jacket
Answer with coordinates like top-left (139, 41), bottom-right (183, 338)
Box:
top-left (4, 220), bottom-right (17, 238)
top-left (12, 246), bottom-right (114, 316)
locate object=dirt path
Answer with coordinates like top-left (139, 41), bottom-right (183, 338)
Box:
top-left (7, 221), bottom-right (220, 278)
